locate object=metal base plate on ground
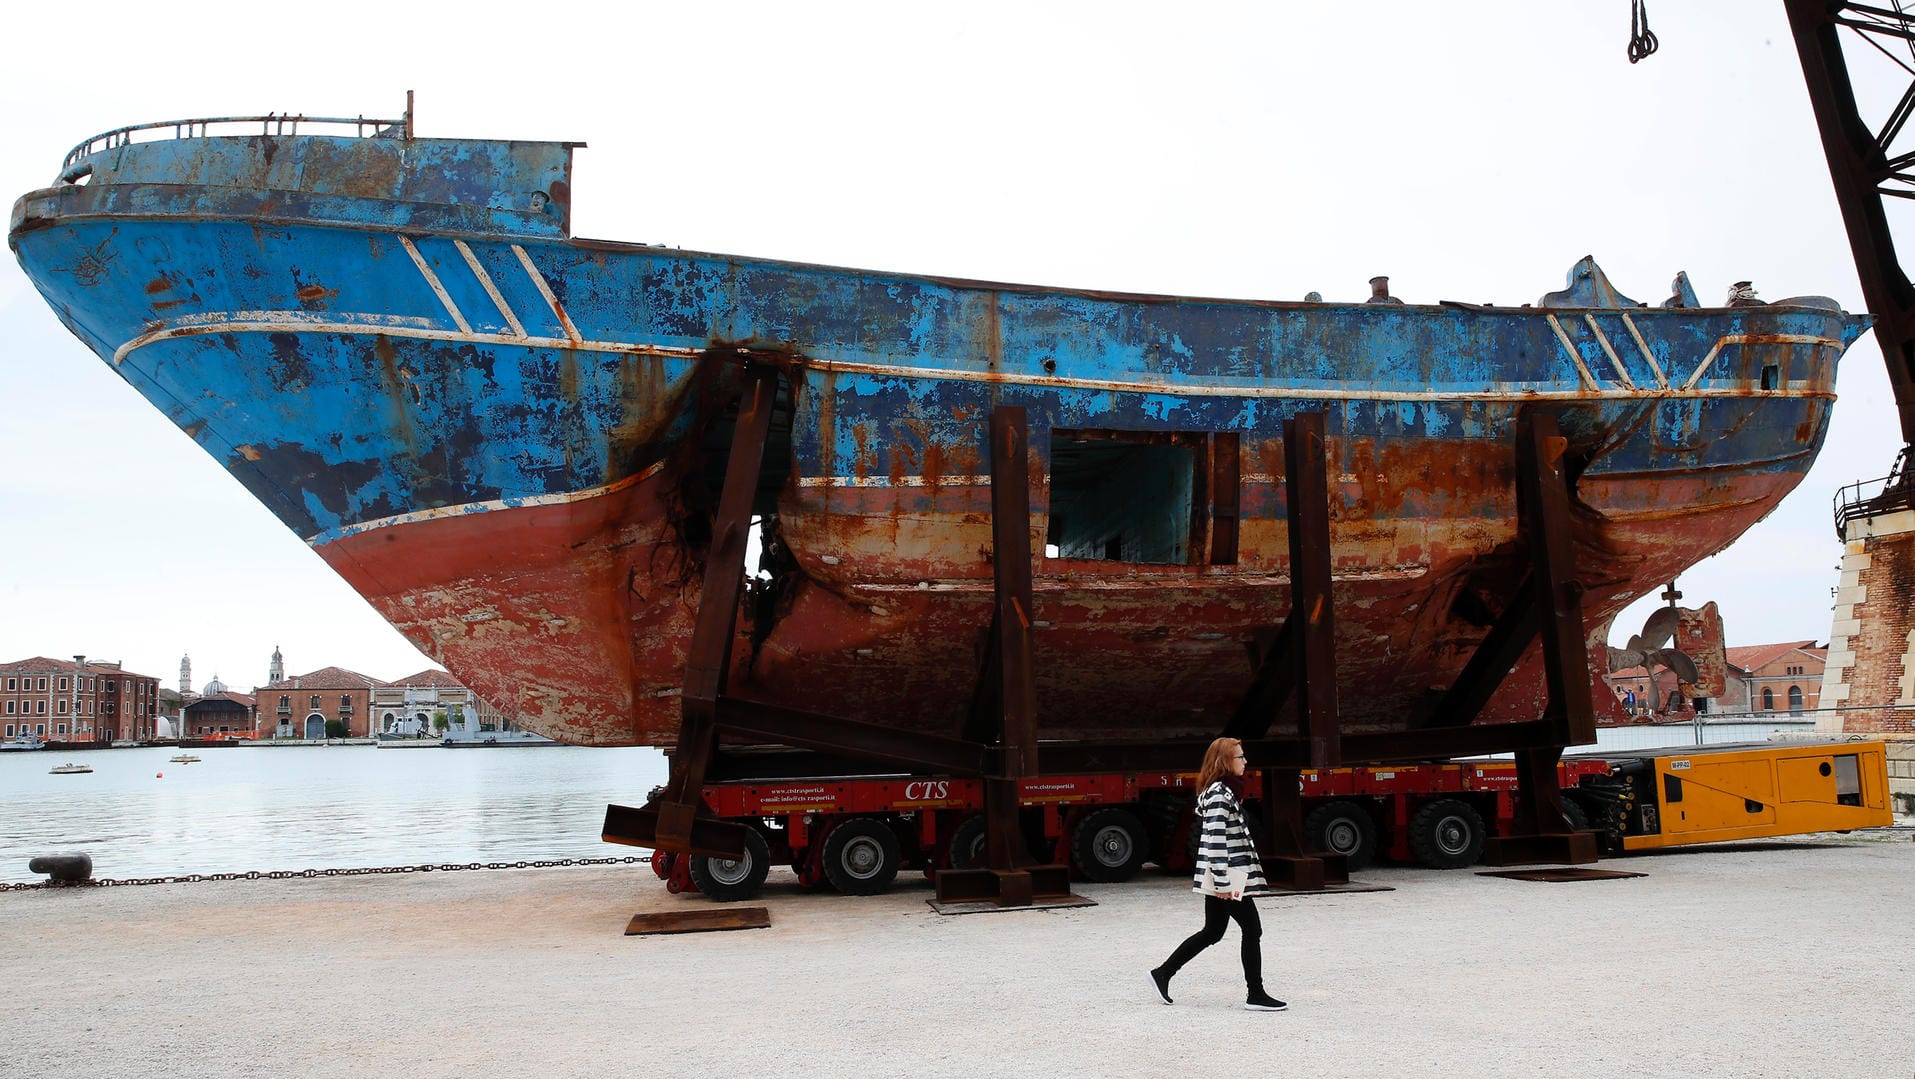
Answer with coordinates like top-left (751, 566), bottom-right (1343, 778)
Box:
top-left (624, 907), bottom-right (772, 935)
top-left (1475, 868), bottom-right (1647, 883)
top-left (1259, 880), bottom-right (1394, 896)
top-left (926, 894), bottom-right (1098, 916)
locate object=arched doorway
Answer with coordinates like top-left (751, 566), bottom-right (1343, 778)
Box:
top-left (305, 713), bottom-right (326, 740)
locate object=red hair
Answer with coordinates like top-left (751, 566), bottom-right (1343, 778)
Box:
top-left (1196, 737), bottom-right (1241, 792)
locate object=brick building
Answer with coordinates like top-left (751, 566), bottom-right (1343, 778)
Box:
top-left (1725, 642), bottom-right (1826, 716)
top-left (0, 656), bottom-right (162, 743)
top-left (181, 689), bottom-right (258, 739)
top-left (371, 668), bottom-right (508, 738)
top-left (256, 666), bottom-right (386, 739)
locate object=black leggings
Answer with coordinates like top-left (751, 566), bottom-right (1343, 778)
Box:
top-left (1160, 895), bottom-right (1263, 991)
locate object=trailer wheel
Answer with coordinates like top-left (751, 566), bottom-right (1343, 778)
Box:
top-left (822, 817), bottom-right (902, 895)
top-left (1408, 799), bottom-right (1486, 869)
top-left (1304, 801), bottom-right (1378, 869)
top-left (947, 815), bottom-right (988, 870)
top-left (687, 827), bottom-right (772, 902)
top-left (1071, 808), bottom-right (1148, 882)
top-left (1560, 796), bottom-right (1590, 832)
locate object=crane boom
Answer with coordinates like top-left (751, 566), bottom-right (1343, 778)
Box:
top-left (1784, 0), bottom-right (1915, 450)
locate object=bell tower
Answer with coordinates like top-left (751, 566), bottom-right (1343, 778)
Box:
top-left (180, 653), bottom-right (193, 697)
top-left (269, 645), bottom-right (284, 685)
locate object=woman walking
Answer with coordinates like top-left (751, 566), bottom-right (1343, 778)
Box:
top-left (1149, 737), bottom-right (1287, 1011)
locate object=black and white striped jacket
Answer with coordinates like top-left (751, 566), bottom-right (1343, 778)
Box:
top-left (1192, 780), bottom-right (1269, 898)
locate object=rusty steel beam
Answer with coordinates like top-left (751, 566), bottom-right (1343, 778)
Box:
top-left (1340, 719), bottom-right (1566, 764)
top-left (601, 802), bottom-right (746, 860)
top-left (1422, 577), bottom-right (1543, 730)
top-left (1481, 745), bottom-right (1599, 868)
top-left (1282, 411), bottom-right (1342, 767)
top-left (1255, 766), bottom-right (1347, 889)
top-left (1519, 410), bottom-right (1597, 747)
top-left (712, 699), bottom-right (992, 776)
top-left (1041, 737), bottom-right (1314, 774)
top-left (1223, 617), bottom-right (1301, 741)
top-left (1785, 0), bottom-right (1915, 443)
top-left (645, 364), bottom-right (780, 857)
top-left (989, 406), bottom-right (1039, 782)
top-left (936, 406), bottom-right (1073, 906)
top-left (984, 406), bottom-right (1039, 883)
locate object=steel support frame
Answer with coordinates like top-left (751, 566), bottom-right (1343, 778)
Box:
top-left (1222, 411), bottom-right (1348, 887)
top-left (1480, 410), bottom-right (1597, 866)
top-left (603, 363), bottom-right (782, 859)
top-left (935, 406), bottom-right (1072, 906)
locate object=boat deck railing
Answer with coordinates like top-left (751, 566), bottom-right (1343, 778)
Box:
top-left (61, 108), bottom-right (411, 181)
top-left (1832, 446), bottom-right (1913, 538)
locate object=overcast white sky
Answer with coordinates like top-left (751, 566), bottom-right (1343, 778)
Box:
top-left (0, 2), bottom-right (1905, 693)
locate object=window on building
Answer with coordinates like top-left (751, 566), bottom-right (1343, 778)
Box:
top-left (4, 702), bottom-right (12, 714)
top-left (1788, 685), bottom-right (1803, 714)
top-left (58, 677), bottom-right (68, 690)
top-left (57, 723), bottom-right (67, 735)
top-left (57, 701), bottom-right (67, 714)
top-left (4, 677), bottom-right (13, 690)
top-left (3, 724), bottom-right (11, 736)
top-left (37, 678), bottom-right (47, 690)
top-left (280, 695), bottom-right (290, 709)
top-left (339, 694), bottom-right (352, 710)
top-left (1762, 687), bottom-right (1774, 710)
top-left (37, 701), bottom-right (46, 714)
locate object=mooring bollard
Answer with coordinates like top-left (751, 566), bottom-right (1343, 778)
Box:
top-left (27, 853), bottom-right (93, 883)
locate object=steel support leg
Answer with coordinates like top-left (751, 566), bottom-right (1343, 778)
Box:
top-left (1482, 410), bottom-right (1598, 867)
top-left (1256, 767), bottom-right (1348, 888)
top-left (937, 406), bottom-right (1071, 905)
top-left (603, 365), bottom-right (779, 859)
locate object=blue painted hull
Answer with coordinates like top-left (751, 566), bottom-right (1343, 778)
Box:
top-left (8, 122), bottom-right (1872, 746)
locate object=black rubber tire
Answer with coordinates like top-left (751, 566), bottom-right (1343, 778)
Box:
top-left (822, 817), bottom-right (902, 895)
top-left (1071, 807), bottom-right (1148, 882)
top-left (947, 815), bottom-right (988, 870)
top-left (1303, 800), bottom-right (1379, 870)
top-left (1408, 798), bottom-right (1487, 870)
top-left (686, 826), bottom-right (772, 902)
top-left (1561, 796), bottom-right (1590, 832)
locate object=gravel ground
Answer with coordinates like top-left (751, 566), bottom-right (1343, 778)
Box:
top-left (2, 831), bottom-right (1911, 1078)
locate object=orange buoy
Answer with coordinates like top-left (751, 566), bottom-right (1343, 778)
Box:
top-left (156, 772), bottom-right (163, 778)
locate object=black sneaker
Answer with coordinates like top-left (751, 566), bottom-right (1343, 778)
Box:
top-left (1244, 991), bottom-right (1288, 1012)
top-left (1149, 968), bottom-right (1173, 1005)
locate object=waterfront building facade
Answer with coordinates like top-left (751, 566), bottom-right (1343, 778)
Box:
top-left (255, 666), bottom-right (386, 739)
top-left (371, 669), bottom-right (510, 738)
top-left (181, 691), bottom-right (258, 738)
top-left (0, 656), bottom-right (162, 742)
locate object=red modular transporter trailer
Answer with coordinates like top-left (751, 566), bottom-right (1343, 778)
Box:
top-left (644, 758), bottom-right (1617, 901)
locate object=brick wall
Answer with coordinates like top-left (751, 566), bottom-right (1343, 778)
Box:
top-left (1821, 508), bottom-right (1915, 734)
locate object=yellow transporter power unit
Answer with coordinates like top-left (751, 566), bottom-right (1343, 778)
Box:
top-left (1589, 741), bottom-right (1893, 851)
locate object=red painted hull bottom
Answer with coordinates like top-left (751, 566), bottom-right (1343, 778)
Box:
top-left (320, 466), bottom-right (1790, 748)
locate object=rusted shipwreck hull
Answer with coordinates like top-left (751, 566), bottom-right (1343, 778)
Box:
top-left (7, 112), bottom-right (1871, 749)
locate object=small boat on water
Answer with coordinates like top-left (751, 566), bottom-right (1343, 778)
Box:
top-left (1, 736), bottom-right (47, 752)
top-left (49, 763), bottom-right (93, 774)
top-left (440, 731), bottom-right (561, 748)
top-left (167, 754), bottom-right (201, 764)
top-left (6, 104), bottom-right (1873, 750)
